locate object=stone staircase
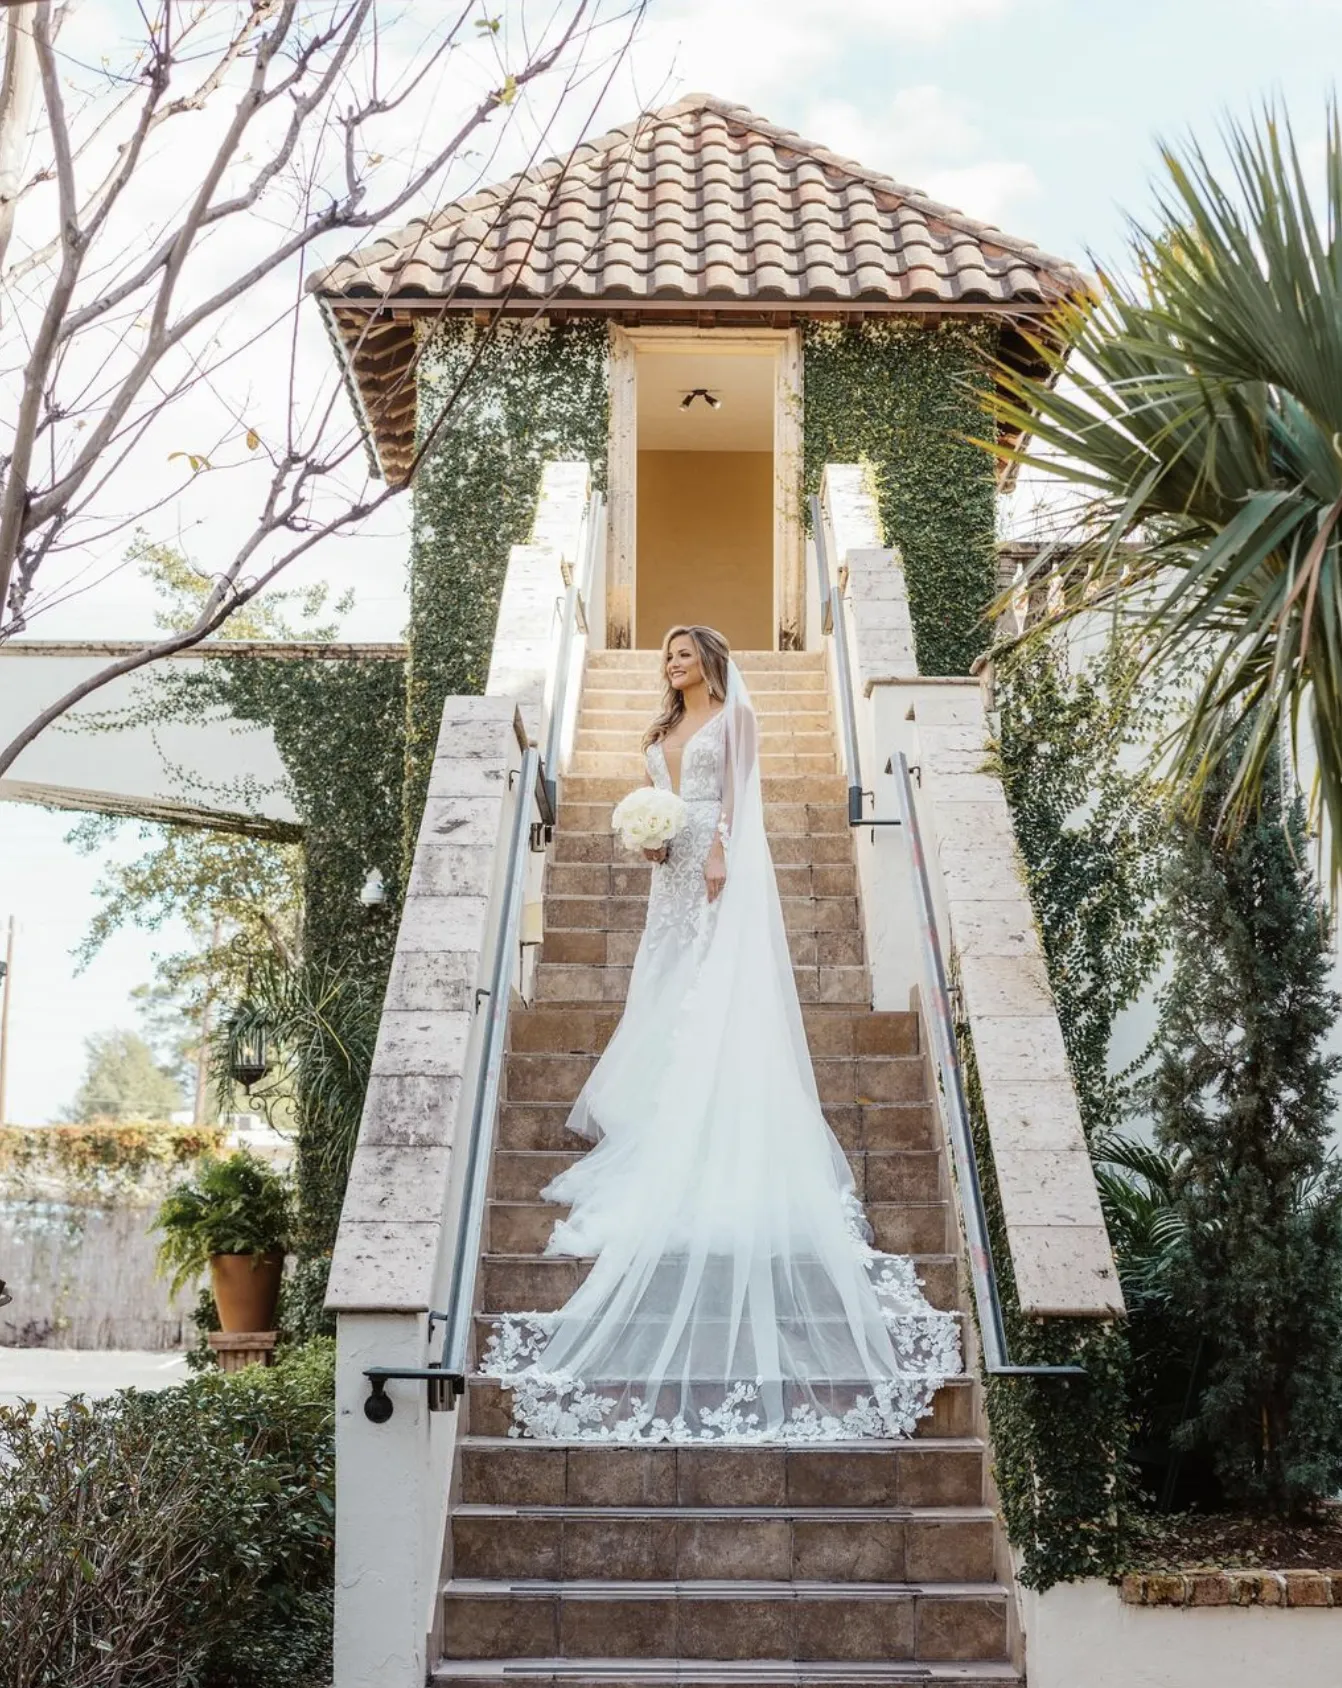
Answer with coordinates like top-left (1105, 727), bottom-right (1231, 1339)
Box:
top-left (434, 650), bottom-right (1021, 1685)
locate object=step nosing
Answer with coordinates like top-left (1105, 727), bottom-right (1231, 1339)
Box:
top-left (451, 1503), bottom-right (992, 1520)
top-left (461, 1436), bottom-right (985, 1451)
top-left (433, 1665), bottom-right (1022, 1684)
top-left (443, 1579), bottom-right (1009, 1598)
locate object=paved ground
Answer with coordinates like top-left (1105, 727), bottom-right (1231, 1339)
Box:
top-left (0, 1346), bottom-right (189, 1409)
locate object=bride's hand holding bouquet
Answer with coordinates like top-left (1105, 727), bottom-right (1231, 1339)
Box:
top-left (610, 787), bottom-right (686, 865)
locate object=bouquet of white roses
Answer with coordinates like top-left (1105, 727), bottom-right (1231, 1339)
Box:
top-left (610, 787), bottom-right (687, 854)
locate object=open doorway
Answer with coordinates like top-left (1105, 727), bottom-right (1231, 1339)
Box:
top-left (633, 342), bottom-right (778, 652)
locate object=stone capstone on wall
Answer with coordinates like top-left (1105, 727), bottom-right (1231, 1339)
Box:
top-left (325, 694), bottom-right (522, 1315)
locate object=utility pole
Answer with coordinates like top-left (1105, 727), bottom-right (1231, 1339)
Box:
top-left (0, 915), bottom-right (14, 1125)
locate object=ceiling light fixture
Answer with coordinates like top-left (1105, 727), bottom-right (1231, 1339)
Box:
top-left (680, 389), bottom-right (721, 410)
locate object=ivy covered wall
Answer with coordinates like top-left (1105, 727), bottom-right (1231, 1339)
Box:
top-left (406, 317), bottom-right (610, 850)
top-left (802, 319), bottom-right (998, 675)
top-left (221, 656), bottom-right (406, 977)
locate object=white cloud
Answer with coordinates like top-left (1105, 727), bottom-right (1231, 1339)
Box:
top-left (920, 160), bottom-right (1043, 226)
top-left (794, 89), bottom-right (1042, 229)
top-left (631, 0), bottom-right (1020, 104)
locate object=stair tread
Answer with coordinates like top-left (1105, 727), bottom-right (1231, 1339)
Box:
top-left (444, 1578), bottom-right (1008, 1598)
top-left (451, 1501), bottom-right (991, 1520)
top-left (433, 1665), bottom-right (1021, 1684)
top-left (462, 1435), bottom-right (984, 1452)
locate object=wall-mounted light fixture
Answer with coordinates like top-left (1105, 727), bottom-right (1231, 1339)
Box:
top-left (680, 388), bottom-right (721, 410)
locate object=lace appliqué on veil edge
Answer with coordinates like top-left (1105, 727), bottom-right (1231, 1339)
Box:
top-left (480, 1244), bottom-right (963, 1445)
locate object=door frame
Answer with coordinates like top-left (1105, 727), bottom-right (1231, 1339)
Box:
top-left (605, 324), bottom-right (804, 651)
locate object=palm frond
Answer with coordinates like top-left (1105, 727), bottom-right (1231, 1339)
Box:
top-left (986, 101), bottom-right (1342, 888)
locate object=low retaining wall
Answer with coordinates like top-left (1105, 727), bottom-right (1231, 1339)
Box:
top-left (1022, 1576), bottom-right (1342, 1687)
top-left (0, 1199), bottom-right (199, 1349)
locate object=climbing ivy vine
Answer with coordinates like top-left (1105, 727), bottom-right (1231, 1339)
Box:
top-left (406, 317), bottom-right (609, 851)
top-left (995, 638), bottom-right (1164, 1137)
top-left (963, 634), bottom-right (1165, 1588)
top-left (802, 318), bottom-right (998, 675)
top-left (76, 550), bottom-right (407, 1334)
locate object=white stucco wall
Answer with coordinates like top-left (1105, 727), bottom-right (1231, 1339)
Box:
top-left (1022, 1578), bottom-right (1342, 1688)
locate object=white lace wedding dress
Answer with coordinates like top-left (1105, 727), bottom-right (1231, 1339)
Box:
top-left (482, 660), bottom-right (960, 1441)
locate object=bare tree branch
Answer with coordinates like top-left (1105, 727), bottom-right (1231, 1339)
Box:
top-left (0, 2), bottom-right (39, 281)
top-left (0, 0), bottom-right (648, 772)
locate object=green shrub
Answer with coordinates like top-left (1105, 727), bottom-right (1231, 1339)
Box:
top-left (0, 1338), bottom-right (335, 1688)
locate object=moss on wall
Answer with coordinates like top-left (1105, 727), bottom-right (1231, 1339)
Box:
top-left (802, 318), bottom-right (998, 675)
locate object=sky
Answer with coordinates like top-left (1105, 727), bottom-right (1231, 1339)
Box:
top-left (2, 0), bottom-right (1341, 1122)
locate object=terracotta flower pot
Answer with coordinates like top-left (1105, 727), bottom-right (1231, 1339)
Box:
top-left (210, 1251), bottom-right (284, 1333)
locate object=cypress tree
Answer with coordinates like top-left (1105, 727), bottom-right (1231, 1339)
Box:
top-left (1149, 751), bottom-right (1342, 1512)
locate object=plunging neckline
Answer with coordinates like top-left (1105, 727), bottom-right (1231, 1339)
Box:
top-left (658, 707), bottom-right (724, 797)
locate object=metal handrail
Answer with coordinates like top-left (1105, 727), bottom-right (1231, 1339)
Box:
top-left (361, 489), bottom-right (604, 1422)
top-left (363, 740), bottom-right (541, 1420)
top-left (810, 494), bottom-right (866, 827)
top-left (543, 490), bottom-right (605, 822)
top-left (888, 752), bottom-right (1084, 1380)
top-left (812, 489), bottom-right (1083, 1381)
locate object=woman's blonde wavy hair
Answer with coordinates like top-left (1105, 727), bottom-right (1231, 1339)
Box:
top-left (642, 624), bottom-right (731, 749)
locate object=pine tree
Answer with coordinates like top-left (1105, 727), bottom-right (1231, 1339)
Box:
top-left (65, 1029), bottom-right (184, 1124)
top-left (1149, 752), bottom-right (1342, 1512)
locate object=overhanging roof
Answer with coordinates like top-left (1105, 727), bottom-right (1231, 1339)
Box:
top-left (312, 93), bottom-right (1088, 482)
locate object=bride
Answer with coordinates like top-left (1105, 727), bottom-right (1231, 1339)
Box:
top-left (483, 625), bottom-right (961, 1441)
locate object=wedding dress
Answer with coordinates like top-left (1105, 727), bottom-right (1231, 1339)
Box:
top-left (482, 659), bottom-right (961, 1441)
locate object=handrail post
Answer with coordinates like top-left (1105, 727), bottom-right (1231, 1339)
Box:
top-left (810, 493), bottom-right (864, 825)
top-left (542, 490), bottom-right (604, 822)
top-left (889, 750), bottom-right (1085, 1381)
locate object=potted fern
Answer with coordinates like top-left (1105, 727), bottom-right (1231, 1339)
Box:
top-left (154, 1150), bottom-right (293, 1332)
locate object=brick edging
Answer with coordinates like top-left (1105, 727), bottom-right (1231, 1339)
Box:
top-left (1121, 1570), bottom-right (1342, 1608)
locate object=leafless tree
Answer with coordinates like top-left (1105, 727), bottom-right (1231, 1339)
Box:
top-left (0, 0), bottom-right (647, 775)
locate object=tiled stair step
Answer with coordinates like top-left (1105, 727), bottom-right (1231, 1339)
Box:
top-left (464, 1375), bottom-right (976, 1442)
top-left (586, 651), bottom-right (827, 669)
top-left (571, 751), bottom-right (837, 778)
top-left (574, 726), bottom-right (835, 751)
top-left (584, 688), bottom-right (833, 715)
top-left (556, 829), bottom-right (858, 866)
top-left (540, 926), bottom-right (865, 970)
top-left (509, 1005), bottom-right (910, 1056)
top-left (534, 962), bottom-right (871, 1006)
top-left (503, 1055), bottom-right (928, 1112)
top-left (478, 1251), bottom-right (958, 1315)
top-left (458, 1438), bottom-right (986, 1509)
top-left (543, 895), bottom-right (860, 937)
top-left (579, 707), bottom-right (835, 732)
top-left (438, 1578), bottom-right (1009, 1664)
top-left (582, 684), bottom-right (828, 708)
top-left (485, 1201), bottom-right (951, 1259)
top-left (564, 775), bottom-right (847, 805)
top-left (490, 1145), bottom-right (941, 1205)
top-left (432, 1659), bottom-right (1022, 1685)
top-left (491, 1146), bottom-right (943, 1205)
top-left (450, 1501), bottom-right (995, 1583)
top-left (497, 1101), bottom-right (938, 1154)
top-left (558, 803), bottom-right (850, 839)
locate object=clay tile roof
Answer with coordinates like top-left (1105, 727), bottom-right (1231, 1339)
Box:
top-left (314, 94), bottom-right (1086, 482)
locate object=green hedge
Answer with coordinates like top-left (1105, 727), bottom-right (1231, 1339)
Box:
top-left (959, 1015), bottom-right (1131, 1589)
top-left (0, 1338), bottom-right (335, 1688)
top-left (406, 317), bottom-right (609, 852)
top-left (802, 318), bottom-right (998, 675)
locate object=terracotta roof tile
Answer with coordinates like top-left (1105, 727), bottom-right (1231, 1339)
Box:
top-left (314, 93), bottom-right (1085, 480)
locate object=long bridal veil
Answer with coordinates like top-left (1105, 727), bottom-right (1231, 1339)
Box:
top-left (484, 659), bottom-right (960, 1440)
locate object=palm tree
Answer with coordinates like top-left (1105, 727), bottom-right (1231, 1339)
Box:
top-left (988, 104), bottom-right (1342, 887)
